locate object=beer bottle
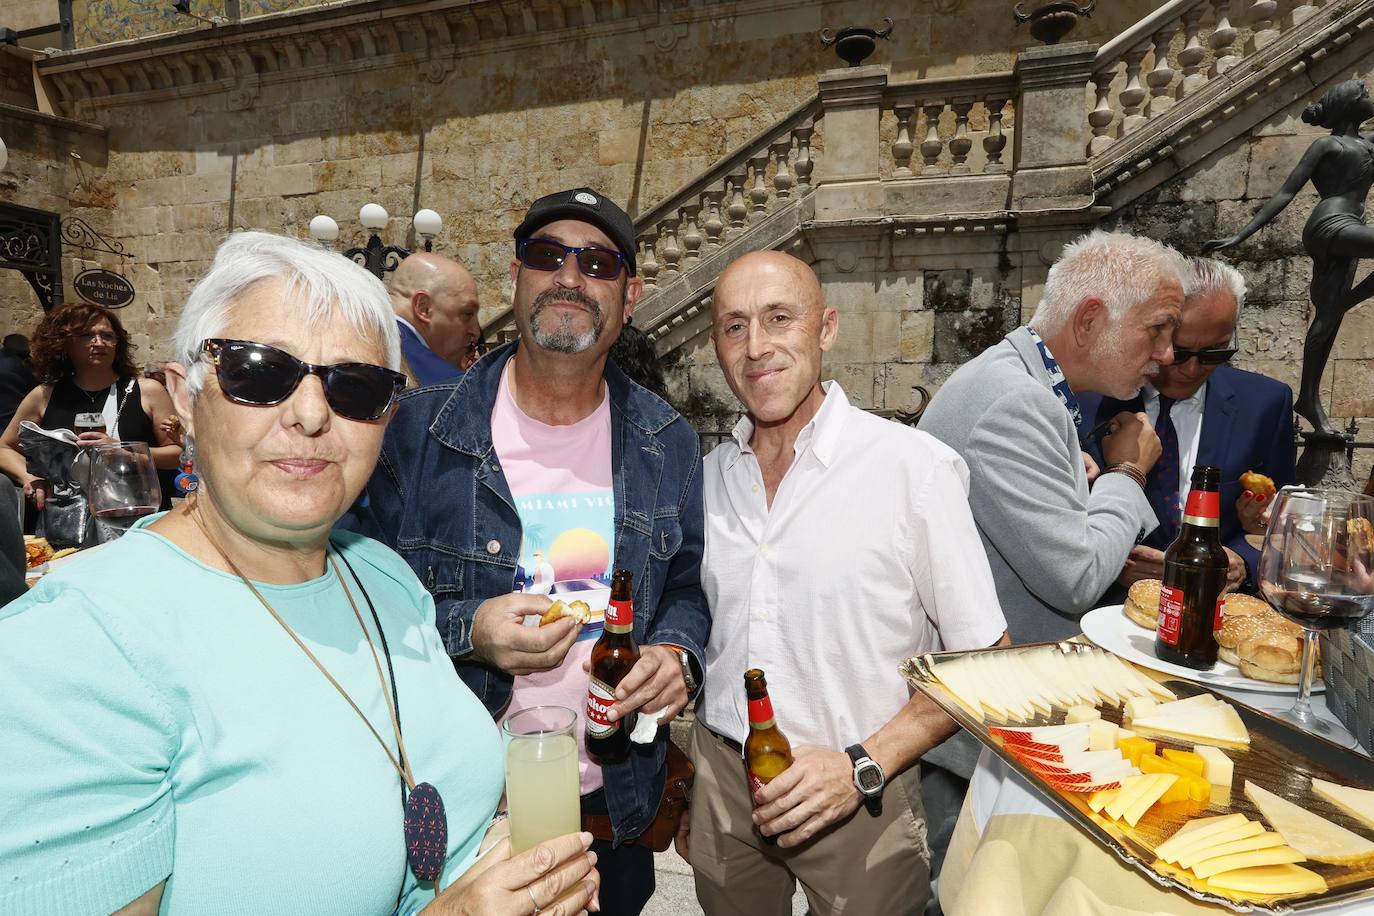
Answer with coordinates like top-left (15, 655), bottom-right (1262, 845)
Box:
top-left (585, 570), bottom-right (640, 763)
top-left (744, 668), bottom-right (793, 846)
top-left (1155, 465), bottom-right (1229, 670)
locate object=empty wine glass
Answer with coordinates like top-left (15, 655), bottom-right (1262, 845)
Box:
top-left (87, 441), bottom-right (161, 539)
top-left (1257, 486), bottom-right (1374, 744)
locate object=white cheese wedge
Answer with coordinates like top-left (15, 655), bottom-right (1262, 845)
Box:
top-left (1122, 774), bottom-right (1177, 827)
top-left (1088, 720), bottom-right (1119, 753)
top-left (1087, 786), bottom-right (1118, 813)
top-left (1130, 702), bottom-right (1250, 746)
top-left (1066, 704), bottom-right (1100, 724)
top-left (1245, 781), bottom-right (1374, 865)
top-left (1193, 745), bottom-right (1233, 788)
top-left (1176, 831), bottom-right (1285, 870)
top-left (1204, 863), bottom-right (1327, 896)
top-left (1191, 844), bottom-right (1305, 879)
top-left (1163, 820), bottom-right (1264, 866)
top-left (1155, 694), bottom-right (1219, 717)
top-left (1124, 696), bottom-right (1158, 721)
top-left (1154, 813), bottom-right (1248, 864)
top-left (1311, 777), bottom-right (1374, 832)
top-left (1105, 774), bottom-right (1159, 821)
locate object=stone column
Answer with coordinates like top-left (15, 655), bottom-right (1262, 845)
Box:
top-left (1011, 41), bottom-right (1096, 212)
top-left (813, 64), bottom-right (887, 221)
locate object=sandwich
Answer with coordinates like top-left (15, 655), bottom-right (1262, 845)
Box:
top-left (1123, 579), bottom-right (1162, 630)
top-left (1216, 593), bottom-right (1313, 684)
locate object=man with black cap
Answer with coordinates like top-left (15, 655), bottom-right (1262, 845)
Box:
top-left (354, 187), bottom-right (709, 914)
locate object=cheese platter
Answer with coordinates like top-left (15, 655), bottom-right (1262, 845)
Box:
top-left (901, 641), bottom-right (1374, 912)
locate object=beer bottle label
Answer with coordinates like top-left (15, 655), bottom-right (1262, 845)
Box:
top-left (1181, 489), bottom-right (1221, 528)
top-left (748, 771), bottom-right (766, 799)
top-left (604, 598), bottom-right (633, 632)
top-left (1158, 584), bottom-right (1184, 646)
top-left (1213, 596), bottom-right (1226, 632)
top-left (747, 695), bottom-right (775, 729)
top-left (585, 677), bottom-right (619, 737)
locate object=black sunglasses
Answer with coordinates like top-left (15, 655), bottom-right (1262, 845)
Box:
top-left (202, 339), bottom-right (405, 422)
top-left (517, 238), bottom-right (626, 280)
top-left (1171, 345), bottom-right (1237, 366)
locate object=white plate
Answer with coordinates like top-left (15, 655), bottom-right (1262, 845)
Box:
top-left (1079, 604), bottom-right (1323, 694)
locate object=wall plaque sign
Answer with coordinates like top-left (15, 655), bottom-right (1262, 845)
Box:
top-left (73, 268), bottom-right (135, 308)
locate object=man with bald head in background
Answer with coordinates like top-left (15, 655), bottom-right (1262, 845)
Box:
top-left (389, 252), bottom-right (482, 384)
top-left (685, 250), bottom-right (1007, 915)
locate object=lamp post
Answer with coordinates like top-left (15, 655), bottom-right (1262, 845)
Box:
top-left (308, 204), bottom-right (444, 280)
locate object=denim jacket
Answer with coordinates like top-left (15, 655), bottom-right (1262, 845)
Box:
top-left (353, 341), bottom-right (710, 844)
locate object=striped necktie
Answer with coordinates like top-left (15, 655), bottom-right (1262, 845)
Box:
top-left (1147, 395), bottom-right (1181, 541)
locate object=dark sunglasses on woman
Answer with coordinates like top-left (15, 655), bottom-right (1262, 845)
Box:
top-left (201, 339), bottom-right (406, 422)
top-left (517, 238), bottom-right (627, 280)
top-left (1171, 344), bottom-right (1238, 366)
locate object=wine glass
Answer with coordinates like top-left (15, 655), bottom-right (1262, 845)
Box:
top-left (1257, 486), bottom-right (1374, 744)
top-left (87, 441), bottom-right (161, 539)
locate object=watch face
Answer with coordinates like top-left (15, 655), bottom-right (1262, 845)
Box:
top-left (856, 763), bottom-right (883, 793)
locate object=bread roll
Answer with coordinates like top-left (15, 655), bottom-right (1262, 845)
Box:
top-left (1124, 579), bottom-right (1161, 630)
top-left (1216, 595), bottom-right (1313, 684)
top-left (1220, 593), bottom-right (1272, 621)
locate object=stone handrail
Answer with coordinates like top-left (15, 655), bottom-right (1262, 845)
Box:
top-left (1086, 0), bottom-right (1320, 157)
top-left (883, 72), bottom-right (1016, 178)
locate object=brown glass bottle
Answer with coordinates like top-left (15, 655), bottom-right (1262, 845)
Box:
top-left (744, 668), bottom-right (793, 846)
top-left (585, 570), bottom-right (640, 763)
top-left (1155, 465), bottom-right (1229, 670)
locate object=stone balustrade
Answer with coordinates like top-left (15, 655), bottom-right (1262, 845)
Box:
top-left (1087, 0), bottom-right (1308, 157)
top-left (883, 74), bottom-right (1016, 179)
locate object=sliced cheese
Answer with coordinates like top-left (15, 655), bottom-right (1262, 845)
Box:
top-left (1155, 813), bottom-right (1248, 863)
top-left (1165, 820), bottom-right (1265, 866)
top-left (1191, 844), bottom-right (1305, 879)
top-left (1122, 773), bottom-right (1177, 827)
top-left (1245, 781), bottom-right (1374, 865)
top-left (1204, 863), bottom-right (1327, 896)
top-left (1124, 696), bottom-right (1158, 721)
top-left (1105, 774), bottom-right (1159, 821)
top-left (1154, 694), bottom-right (1219, 717)
top-left (1066, 704), bottom-right (1100, 724)
top-left (1130, 702), bottom-right (1250, 746)
top-left (1311, 777), bottom-right (1374, 832)
top-left (1176, 830), bottom-right (1285, 870)
top-left (1087, 720), bottom-right (1119, 753)
top-left (1087, 787), bottom-right (1118, 814)
top-left (1193, 745), bottom-right (1233, 788)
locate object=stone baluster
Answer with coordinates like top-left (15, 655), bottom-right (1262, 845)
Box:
top-left (747, 155), bottom-right (771, 216)
top-left (639, 232), bottom-right (660, 289)
top-left (1291, 0), bottom-right (1322, 24)
top-left (726, 173), bottom-right (749, 231)
top-left (1176, 6), bottom-right (1207, 99)
top-left (658, 218), bottom-right (682, 276)
top-left (701, 190), bottom-right (725, 249)
top-left (892, 104), bottom-right (916, 178)
top-left (1209, 0), bottom-right (1240, 75)
top-left (948, 99), bottom-right (974, 175)
top-left (679, 203), bottom-right (703, 262)
top-left (793, 125), bottom-right (815, 188)
top-left (920, 102), bottom-right (945, 174)
top-left (771, 138), bottom-right (794, 199)
top-left (1248, 0), bottom-right (1279, 52)
top-left (1088, 69), bottom-right (1117, 156)
top-left (1119, 43), bottom-right (1150, 136)
top-left (1145, 22), bottom-right (1179, 119)
top-left (982, 96), bottom-right (1008, 172)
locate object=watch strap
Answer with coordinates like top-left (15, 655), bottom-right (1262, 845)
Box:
top-left (845, 744), bottom-right (884, 817)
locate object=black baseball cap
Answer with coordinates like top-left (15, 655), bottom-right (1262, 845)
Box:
top-left (513, 187), bottom-right (637, 276)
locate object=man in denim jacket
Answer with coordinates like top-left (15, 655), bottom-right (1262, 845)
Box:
top-left (355, 188), bottom-right (709, 914)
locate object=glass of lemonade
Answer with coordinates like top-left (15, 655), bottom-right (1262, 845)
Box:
top-left (503, 705), bottom-right (581, 853)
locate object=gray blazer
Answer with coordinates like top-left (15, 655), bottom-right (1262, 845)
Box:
top-left (920, 327), bottom-right (1158, 646)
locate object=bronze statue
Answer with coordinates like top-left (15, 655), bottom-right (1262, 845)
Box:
top-left (1204, 79), bottom-right (1374, 437)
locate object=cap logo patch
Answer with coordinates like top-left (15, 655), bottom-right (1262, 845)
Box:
top-left (574, 192), bottom-right (599, 206)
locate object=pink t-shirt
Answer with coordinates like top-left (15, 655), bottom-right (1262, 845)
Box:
top-left (492, 364), bottom-right (615, 795)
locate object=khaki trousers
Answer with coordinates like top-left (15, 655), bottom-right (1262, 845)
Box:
top-left (687, 720), bottom-right (931, 916)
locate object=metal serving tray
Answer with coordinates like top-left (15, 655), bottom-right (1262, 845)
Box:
top-left (901, 641), bottom-right (1374, 914)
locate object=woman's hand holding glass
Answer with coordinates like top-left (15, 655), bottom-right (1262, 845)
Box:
top-left (432, 830), bottom-right (600, 915)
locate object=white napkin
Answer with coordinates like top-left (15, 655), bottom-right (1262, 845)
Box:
top-left (19, 421), bottom-right (78, 445)
top-left (630, 707), bottom-right (668, 744)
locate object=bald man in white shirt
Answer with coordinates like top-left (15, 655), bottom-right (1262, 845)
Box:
top-left (683, 251), bottom-right (1008, 916)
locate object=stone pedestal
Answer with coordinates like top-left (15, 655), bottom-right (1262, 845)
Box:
top-left (813, 65), bottom-right (887, 221)
top-left (1296, 432), bottom-right (1358, 490)
top-left (1011, 41), bottom-right (1096, 211)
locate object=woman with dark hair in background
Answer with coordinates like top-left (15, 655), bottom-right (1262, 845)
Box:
top-left (608, 320), bottom-right (671, 404)
top-left (0, 303), bottom-right (181, 514)
top-left (1206, 79), bottom-right (1374, 436)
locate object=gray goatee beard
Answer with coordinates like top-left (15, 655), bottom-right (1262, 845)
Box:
top-left (530, 289), bottom-right (606, 354)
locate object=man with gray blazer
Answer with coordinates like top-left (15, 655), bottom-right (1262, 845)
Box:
top-left (915, 230), bottom-right (1187, 890)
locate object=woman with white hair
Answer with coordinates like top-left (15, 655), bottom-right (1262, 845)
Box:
top-left (0, 231), bottom-right (599, 916)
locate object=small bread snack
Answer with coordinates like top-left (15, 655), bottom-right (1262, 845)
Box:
top-left (1347, 517), bottom-right (1374, 553)
top-left (1216, 594), bottom-right (1314, 684)
top-left (1239, 470), bottom-right (1276, 499)
top-left (538, 599), bottom-right (592, 627)
top-left (23, 535), bottom-right (53, 569)
top-left (1123, 579), bottom-right (1162, 630)
top-left (50, 547), bottom-right (79, 561)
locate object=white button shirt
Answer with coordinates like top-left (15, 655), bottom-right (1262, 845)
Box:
top-left (699, 383), bottom-right (1008, 749)
top-left (1142, 382), bottom-right (1207, 505)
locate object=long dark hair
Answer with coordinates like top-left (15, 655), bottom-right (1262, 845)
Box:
top-left (30, 303), bottom-right (139, 384)
top-left (608, 322), bottom-right (668, 401)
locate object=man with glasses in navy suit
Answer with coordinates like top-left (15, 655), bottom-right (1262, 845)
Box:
top-left (1079, 257), bottom-right (1296, 598)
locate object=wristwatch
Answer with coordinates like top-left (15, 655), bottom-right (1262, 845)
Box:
top-left (671, 646), bottom-right (698, 694)
top-left (845, 744), bottom-right (885, 816)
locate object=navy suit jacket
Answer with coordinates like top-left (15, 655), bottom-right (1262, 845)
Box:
top-left (397, 320), bottom-right (462, 386)
top-left (1079, 365), bottom-right (1296, 596)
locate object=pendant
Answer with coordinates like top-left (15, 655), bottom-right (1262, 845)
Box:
top-left (404, 781), bottom-right (448, 882)
top-left (174, 460), bottom-right (199, 495)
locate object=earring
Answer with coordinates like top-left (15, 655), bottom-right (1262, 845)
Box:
top-left (174, 438), bottom-right (199, 494)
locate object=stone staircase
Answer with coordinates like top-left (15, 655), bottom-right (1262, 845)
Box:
top-left (485, 0), bottom-right (1374, 361)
